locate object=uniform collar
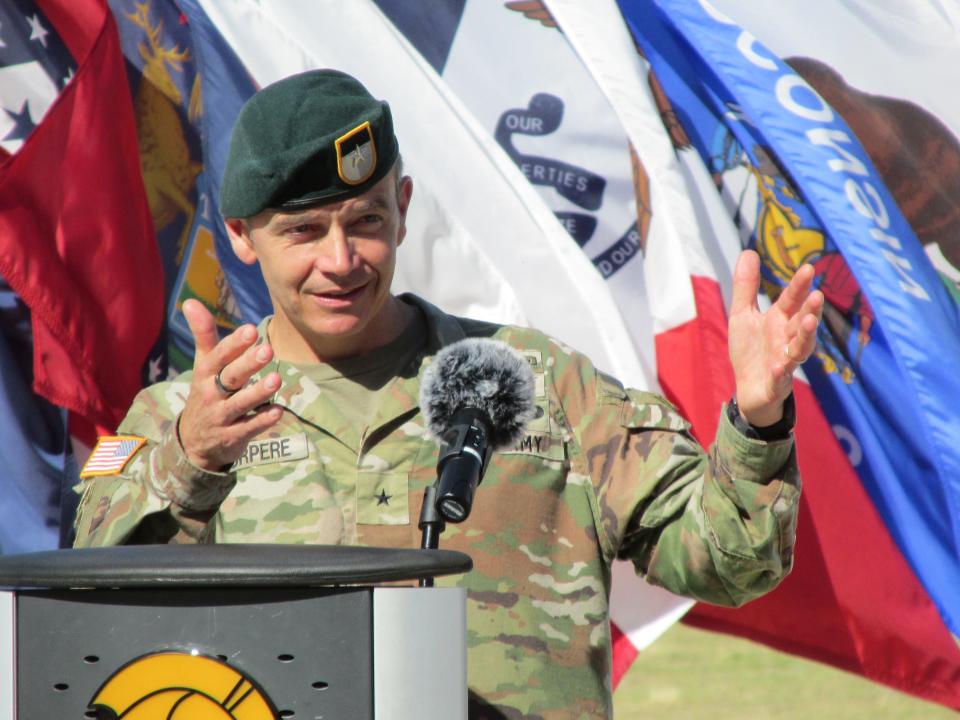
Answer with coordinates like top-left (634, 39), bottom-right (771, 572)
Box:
top-left (250, 294), bottom-right (466, 439)
top-left (397, 292), bottom-right (467, 352)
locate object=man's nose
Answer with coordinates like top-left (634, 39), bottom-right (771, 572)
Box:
top-left (314, 224), bottom-right (358, 274)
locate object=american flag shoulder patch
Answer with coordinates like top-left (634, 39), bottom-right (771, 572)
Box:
top-left (80, 435), bottom-right (147, 478)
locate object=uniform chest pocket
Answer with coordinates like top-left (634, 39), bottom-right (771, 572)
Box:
top-left (357, 472), bottom-right (410, 525)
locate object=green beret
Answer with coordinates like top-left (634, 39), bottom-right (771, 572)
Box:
top-left (219, 69), bottom-right (400, 218)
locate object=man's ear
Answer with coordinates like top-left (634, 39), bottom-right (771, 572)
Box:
top-left (225, 218), bottom-right (257, 265)
top-left (396, 175), bottom-right (413, 247)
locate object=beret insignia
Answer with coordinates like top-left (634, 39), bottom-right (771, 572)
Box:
top-left (336, 121), bottom-right (377, 185)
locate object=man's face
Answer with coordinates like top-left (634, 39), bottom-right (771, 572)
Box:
top-left (227, 169), bottom-right (413, 362)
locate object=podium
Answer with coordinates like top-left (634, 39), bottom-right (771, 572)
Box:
top-left (0, 545), bottom-right (472, 719)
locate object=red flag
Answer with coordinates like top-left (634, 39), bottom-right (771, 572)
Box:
top-left (658, 278), bottom-right (960, 708)
top-left (0, 0), bottom-right (163, 436)
top-left (684, 384), bottom-right (960, 708)
top-left (654, 276), bottom-right (734, 444)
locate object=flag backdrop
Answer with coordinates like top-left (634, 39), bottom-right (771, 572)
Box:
top-left (611, 0), bottom-right (960, 705)
top-left (0, 0), bottom-right (163, 552)
top-left (2, 0), bottom-right (959, 708)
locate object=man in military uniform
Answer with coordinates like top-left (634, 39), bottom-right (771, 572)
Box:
top-left (74, 69), bottom-right (823, 718)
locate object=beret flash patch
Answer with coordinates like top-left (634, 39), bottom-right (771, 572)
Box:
top-left (336, 121), bottom-right (377, 185)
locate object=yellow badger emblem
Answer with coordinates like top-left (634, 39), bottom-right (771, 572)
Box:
top-left (90, 652), bottom-right (275, 719)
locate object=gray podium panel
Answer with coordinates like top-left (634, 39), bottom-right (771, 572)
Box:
top-left (17, 587), bottom-right (372, 718)
top-left (1, 593), bottom-right (12, 720)
top-left (374, 587), bottom-right (466, 719)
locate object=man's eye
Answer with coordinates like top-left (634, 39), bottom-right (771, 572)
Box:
top-left (358, 214), bottom-right (382, 226)
top-left (285, 224), bottom-right (314, 235)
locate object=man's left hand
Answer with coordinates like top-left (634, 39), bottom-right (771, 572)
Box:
top-left (728, 249), bottom-right (824, 428)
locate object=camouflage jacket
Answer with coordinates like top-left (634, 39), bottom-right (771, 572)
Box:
top-left (74, 294), bottom-right (800, 719)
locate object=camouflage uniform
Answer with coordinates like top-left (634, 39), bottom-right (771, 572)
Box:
top-left (74, 294), bottom-right (800, 719)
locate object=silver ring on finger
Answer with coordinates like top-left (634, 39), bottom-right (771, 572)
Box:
top-left (214, 368), bottom-right (241, 396)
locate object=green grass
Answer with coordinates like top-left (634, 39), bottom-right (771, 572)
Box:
top-left (613, 623), bottom-right (957, 719)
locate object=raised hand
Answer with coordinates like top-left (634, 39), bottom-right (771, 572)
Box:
top-left (177, 299), bottom-right (283, 471)
top-left (728, 250), bottom-right (824, 427)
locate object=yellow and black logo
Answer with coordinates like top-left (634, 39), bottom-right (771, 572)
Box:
top-left (335, 121), bottom-right (377, 185)
top-left (88, 651), bottom-right (276, 719)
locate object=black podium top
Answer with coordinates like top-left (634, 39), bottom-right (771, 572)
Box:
top-left (0, 544), bottom-right (472, 589)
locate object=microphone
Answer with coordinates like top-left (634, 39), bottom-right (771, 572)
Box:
top-left (420, 338), bottom-right (536, 523)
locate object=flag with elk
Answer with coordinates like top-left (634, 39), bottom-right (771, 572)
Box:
top-left (111, 0), bottom-right (245, 376)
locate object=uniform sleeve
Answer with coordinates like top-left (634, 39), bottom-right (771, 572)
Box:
top-left (73, 382), bottom-right (236, 547)
top-left (563, 362), bottom-right (799, 608)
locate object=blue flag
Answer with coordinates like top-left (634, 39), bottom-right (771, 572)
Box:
top-left (0, 282), bottom-right (73, 553)
top-left (177, 0), bottom-right (271, 325)
top-left (619, 0), bottom-right (960, 637)
top-left (0, 0), bottom-right (81, 553)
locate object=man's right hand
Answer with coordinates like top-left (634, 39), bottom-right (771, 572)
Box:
top-left (177, 299), bottom-right (284, 471)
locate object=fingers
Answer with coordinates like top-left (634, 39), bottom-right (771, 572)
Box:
top-left (211, 338), bottom-right (277, 428)
top-left (773, 264), bottom-right (822, 372)
top-left (789, 312), bottom-right (820, 363)
top-left (179, 367), bottom-right (283, 470)
top-left (729, 250), bottom-right (762, 316)
top-left (184, 299), bottom-right (266, 384)
top-left (216, 339), bottom-right (275, 395)
top-left (775, 263), bottom-right (816, 317)
top-left (217, 403), bottom-right (285, 452)
top-left (783, 290), bottom-right (824, 370)
top-left (732, 257), bottom-right (824, 424)
top-left (182, 299), bottom-right (220, 365)
top-left (177, 310), bottom-right (284, 470)
top-left (221, 370), bottom-right (281, 424)
top-left (180, 399), bottom-right (284, 471)
top-left (194, 323), bottom-right (261, 383)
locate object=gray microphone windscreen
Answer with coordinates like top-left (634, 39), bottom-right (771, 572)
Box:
top-left (420, 338), bottom-right (536, 449)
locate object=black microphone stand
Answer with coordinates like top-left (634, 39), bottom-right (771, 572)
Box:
top-left (418, 410), bottom-right (490, 586)
top-left (418, 484), bottom-right (445, 587)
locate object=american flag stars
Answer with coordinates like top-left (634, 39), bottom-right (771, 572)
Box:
top-left (25, 13), bottom-right (48, 48)
top-left (0, 2), bottom-right (74, 153)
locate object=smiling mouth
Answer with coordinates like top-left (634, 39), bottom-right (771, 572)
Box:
top-left (311, 284), bottom-right (368, 303)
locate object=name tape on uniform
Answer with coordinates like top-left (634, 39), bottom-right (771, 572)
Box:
top-left (231, 433), bottom-right (310, 470)
top-left (500, 431), bottom-right (564, 461)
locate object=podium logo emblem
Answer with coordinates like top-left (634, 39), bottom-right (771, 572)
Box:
top-left (89, 651), bottom-right (276, 718)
